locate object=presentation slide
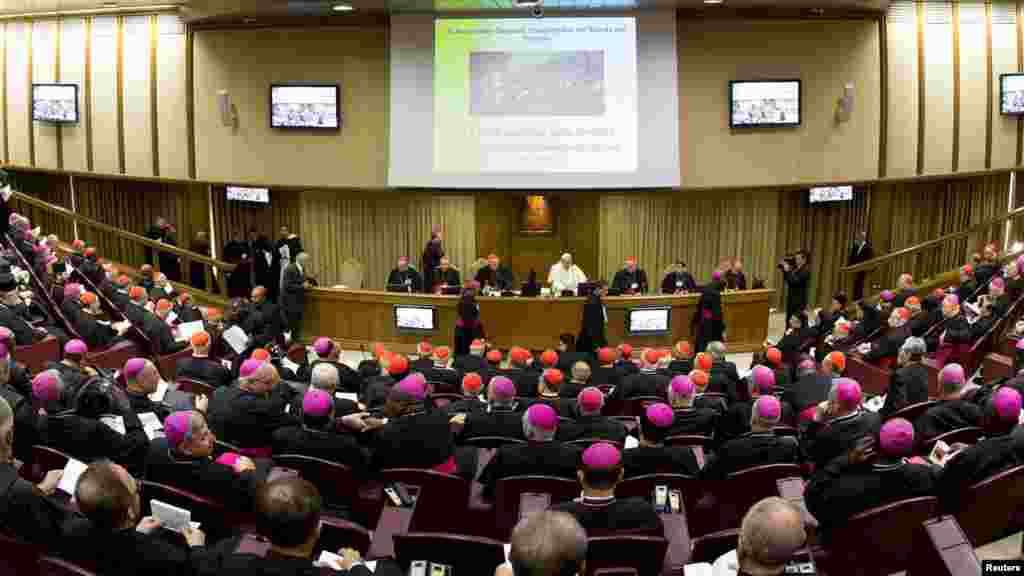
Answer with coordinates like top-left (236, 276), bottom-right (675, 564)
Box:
top-left (629, 308), bottom-right (669, 333)
top-left (1002, 74), bottom-right (1024, 114)
top-left (395, 306), bottom-right (436, 330)
top-left (729, 81), bottom-right (800, 128)
top-left (270, 85), bottom-right (339, 129)
top-left (434, 18), bottom-right (637, 174)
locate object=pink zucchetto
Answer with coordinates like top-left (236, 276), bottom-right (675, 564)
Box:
top-left (751, 365), bottom-right (776, 395)
top-left (879, 418), bottom-right (915, 457)
top-left (31, 371), bottom-right (62, 404)
top-left (64, 339), bottom-right (88, 355)
top-left (238, 358), bottom-right (264, 379)
top-left (577, 387), bottom-right (604, 412)
top-left (834, 378), bottom-right (862, 409)
top-left (396, 375), bottom-right (427, 401)
top-left (754, 396), bottom-right (781, 421)
top-left (123, 358), bottom-right (148, 380)
top-left (939, 363), bottom-right (965, 386)
top-left (669, 375), bottom-right (695, 397)
top-left (163, 411), bottom-right (195, 448)
top-left (644, 403), bottom-right (675, 429)
top-left (581, 442), bottom-right (621, 469)
top-left (490, 376), bottom-right (516, 400)
top-left (993, 387), bottom-right (1022, 425)
top-left (303, 389), bottom-right (333, 418)
top-left (526, 404), bottom-right (558, 431)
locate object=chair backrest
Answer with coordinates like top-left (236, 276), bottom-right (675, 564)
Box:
top-left (689, 528), bottom-right (739, 564)
top-left (566, 438), bottom-right (625, 450)
top-left (772, 426), bottom-right (801, 438)
top-left (379, 468), bottom-right (470, 534)
top-left (908, 516), bottom-right (983, 576)
top-left (826, 496), bottom-right (940, 575)
top-left (317, 516), bottom-right (372, 555)
top-left (157, 347), bottom-right (194, 381)
top-left (85, 340), bottom-right (140, 372)
top-left (38, 556), bottom-right (96, 576)
top-left (664, 435), bottom-right (714, 448)
top-left (429, 393), bottom-right (464, 410)
top-left (461, 436), bottom-right (527, 449)
top-left (339, 258), bottom-right (364, 290)
top-left (585, 535), bottom-right (669, 576)
top-left (16, 336), bottom-right (60, 374)
top-left (615, 473), bottom-right (701, 513)
top-left (176, 378), bottom-right (215, 397)
top-left (623, 396), bottom-right (667, 417)
top-left (139, 480), bottom-right (232, 541)
top-left (919, 427), bottom-right (984, 455)
top-left (27, 445), bottom-right (71, 485)
top-left (887, 400), bottom-right (941, 423)
top-left (953, 464), bottom-right (1024, 547)
top-left (0, 531), bottom-right (41, 576)
top-left (272, 454), bottom-right (358, 509)
top-left (593, 569), bottom-right (639, 576)
top-left (494, 475), bottom-right (580, 540)
top-left (393, 531), bottom-right (506, 576)
top-left (693, 464), bottom-right (804, 537)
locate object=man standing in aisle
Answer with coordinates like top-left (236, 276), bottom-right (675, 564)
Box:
top-left (848, 229), bottom-right (873, 301)
top-left (282, 252), bottom-right (309, 341)
top-left (549, 253), bottom-right (587, 295)
top-left (274, 225), bottom-right (303, 303)
top-left (782, 250), bottom-right (810, 328)
top-left (612, 257), bottom-right (648, 295)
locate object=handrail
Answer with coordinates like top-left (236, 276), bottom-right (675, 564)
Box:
top-left (9, 190), bottom-right (236, 271)
top-left (840, 205), bottom-right (1024, 275)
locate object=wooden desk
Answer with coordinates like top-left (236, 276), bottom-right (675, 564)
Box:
top-left (304, 288), bottom-right (774, 353)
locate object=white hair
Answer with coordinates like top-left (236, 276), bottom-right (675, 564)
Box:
top-left (738, 497), bottom-right (806, 574)
top-left (708, 341), bottom-right (726, 360)
top-left (310, 363), bottom-right (340, 391)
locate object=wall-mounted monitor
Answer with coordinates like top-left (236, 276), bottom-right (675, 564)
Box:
top-left (394, 304), bottom-right (437, 333)
top-left (1000, 73), bottom-right (1024, 115)
top-left (729, 79), bottom-right (801, 128)
top-left (32, 83), bottom-right (79, 124)
top-left (270, 84), bottom-right (340, 129)
top-left (226, 186), bottom-right (269, 203)
top-left (809, 185), bottom-right (853, 203)
top-left (626, 306), bottom-right (671, 336)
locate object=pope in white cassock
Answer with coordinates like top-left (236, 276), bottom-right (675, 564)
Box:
top-left (548, 253), bottom-right (587, 295)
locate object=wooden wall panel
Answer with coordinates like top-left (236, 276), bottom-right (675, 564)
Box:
top-left (0, 24), bottom-right (6, 163)
top-left (922, 2), bottom-right (955, 174)
top-left (958, 3), bottom-right (987, 172)
top-left (886, 3), bottom-right (919, 177)
top-left (156, 14), bottom-right (188, 179)
top-left (121, 15), bottom-right (152, 176)
top-left (991, 4), bottom-right (1019, 170)
top-left (59, 18), bottom-right (87, 172)
top-left (6, 21), bottom-right (31, 166)
top-left (89, 16), bottom-right (118, 174)
top-left (31, 20), bottom-right (58, 169)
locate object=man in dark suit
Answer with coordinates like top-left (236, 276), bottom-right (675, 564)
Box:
top-left (386, 256), bottom-right (423, 292)
top-left (371, 378), bottom-right (465, 476)
top-left (707, 341), bottom-right (744, 403)
top-left (590, 347), bottom-right (622, 390)
top-left (913, 363), bottom-right (983, 442)
top-left (719, 366), bottom-right (792, 440)
top-left (782, 359), bottom-right (831, 423)
top-left (553, 443), bottom-right (663, 536)
top-left (806, 418), bottom-right (938, 537)
top-left (609, 348), bottom-right (669, 401)
top-left (417, 345), bottom-right (459, 394)
top-left (861, 307), bottom-right (912, 365)
top-left (454, 339), bottom-right (488, 376)
top-left (280, 252), bottom-right (308, 340)
top-left (248, 286), bottom-right (284, 347)
top-left (177, 331), bottom-right (234, 389)
top-left (879, 337), bottom-right (930, 418)
top-left (478, 404), bottom-right (581, 498)
top-left (703, 396), bottom-right (802, 480)
top-left (782, 250), bottom-right (811, 328)
top-left (207, 359), bottom-right (299, 452)
top-left (0, 275), bottom-right (45, 346)
top-left (270, 389), bottom-right (371, 476)
top-left (457, 376), bottom-right (526, 442)
top-left (555, 333), bottom-right (592, 375)
top-left (141, 298), bottom-right (188, 355)
top-left (906, 296), bottom-right (936, 338)
top-left (661, 261), bottom-right (697, 295)
top-left (724, 258), bottom-right (748, 291)
top-left (611, 257), bottom-right (649, 295)
top-left (565, 387), bottom-right (626, 443)
top-left (474, 254), bottom-right (515, 292)
top-left (432, 256), bottom-right (461, 293)
top-left (848, 230), bottom-right (873, 301)
top-left (802, 379), bottom-right (881, 468)
top-left (74, 291), bottom-right (131, 350)
top-left (622, 402), bottom-right (700, 478)
top-left (442, 372), bottom-right (487, 416)
top-left (560, 362), bottom-right (591, 400)
top-left (665, 374), bottom-right (718, 437)
top-left (614, 343), bottom-right (640, 378)
top-left (246, 228), bottom-right (273, 298)
top-left (668, 341), bottom-right (693, 375)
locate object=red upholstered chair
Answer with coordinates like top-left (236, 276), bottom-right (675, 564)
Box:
top-left (950, 464), bottom-right (1024, 547)
top-left (622, 396), bottom-right (667, 417)
top-left (566, 438), bottom-right (624, 451)
top-left (918, 427), bottom-right (983, 455)
top-left (0, 531), bottom-right (42, 576)
top-left (429, 393), bottom-right (464, 410)
top-left (689, 528), bottom-right (738, 564)
top-left (494, 475), bottom-right (580, 541)
top-left (584, 535), bottom-right (669, 576)
top-left (24, 445), bottom-right (71, 484)
top-left (175, 378), bottom-right (215, 397)
top-left (157, 347), bottom-right (194, 381)
top-left (615, 473), bottom-right (702, 514)
top-left (317, 516), bottom-right (372, 555)
top-left (379, 468), bottom-right (470, 534)
top-left (38, 556), bottom-right (96, 576)
top-left (461, 436), bottom-right (527, 449)
top-left (664, 434), bottom-right (714, 449)
top-left (887, 400), bottom-right (941, 423)
top-left (691, 464), bottom-right (803, 537)
top-left (845, 355), bottom-right (893, 397)
top-left (821, 496), bottom-right (939, 576)
top-left (392, 532), bottom-right (506, 576)
top-left (85, 340), bottom-right (140, 372)
top-left (908, 516), bottom-right (983, 576)
top-left (272, 454), bottom-right (377, 526)
top-left (140, 480), bottom-right (240, 542)
top-left (15, 336), bottom-right (60, 373)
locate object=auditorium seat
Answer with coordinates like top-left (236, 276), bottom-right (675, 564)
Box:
top-left (688, 528), bottom-right (738, 564)
top-left (429, 393), bottom-right (463, 410)
top-left (25, 445), bottom-right (71, 485)
top-left (772, 426), bottom-right (801, 438)
top-left (379, 468), bottom-right (470, 534)
top-left (461, 436), bottom-right (527, 449)
top-left (0, 532), bottom-right (43, 576)
top-left (317, 516), bottom-right (372, 555)
top-left (38, 556), bottom-right (95, 576)
top-left (272, 454), bottom-right (371, 524)
top-left (664, 435), bottom-right (714, 449)
top-left (615, 473), bottom-right (701, 514)
top-left (908, 516), bottom-right (982, 576)
top-left (819, 496), bottom-right (939, 576)
top-left (139, 480), bottom-right (239, 542)
top-left (692, 464), bottom-right (803, 537)
top-left (156, 347), bottom-right (194, 381)
top-left (886, 400), bottom-right (941, 423)
top-left (584, 535), bottom-right (668, 576)
top-left (918, 427), bottom-right (983, 455)
top-left (950, 464), bottom-right (1024, 547)
top-left (15, 336), bottom-right (60, 373)
top-left (593, 569), bottom-right (639, 576)
top-left (85, 340), bottom-right (140, 372)
top-left (175, 377), bottom-right (215, 397)
top-left (622, 396), bottom-right (666, 417)
top-left (493, 475), bottom-right (579, 541)
top-left (844, 355), bottom-right (892, 397)
top-left (393, 532), bottom-right (506, 576)
top-left (566, 438), bottom-right (624, 450)
top-left (982, 352), bottom-right (1013, 382)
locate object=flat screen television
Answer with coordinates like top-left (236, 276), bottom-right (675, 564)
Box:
top-left (225, 186), bottom-right (269, 203)
top-left (32, 83), bottom-right (79, 124)
top-left (394, 304), bottom-right (437, 333)
top-left (1001, 73), bottom-right (1024, 115)
top-left (626, 306), bottom-right (671, 336)
top-left (270, 84), bottom-right (340, 129)
top-left (809, 185), bottom-right (853, 203)
top-left (729, 79), bottom-right (801, 128)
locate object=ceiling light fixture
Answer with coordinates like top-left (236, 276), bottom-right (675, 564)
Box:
top-left (332, 3), bottom-right (354, 11)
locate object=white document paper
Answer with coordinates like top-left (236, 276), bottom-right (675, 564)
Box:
top-left (221, 359), bottom-right (233, 370)
top-left (316, 551), bottom-right (376, 572)
top-left (57, 458), bottom-right (89, 496)
top-left (336, 392), bottom-right (358, 403)
top-left (175, 320), bottom-right (205, 343)
top-left (165, 311), bottom-right (178, 325)
top-left (138, 412), bottom-right (165, 441)
top-left (163, 284), bottom-right (174, 295)
top-left (683, 563), bottom-right (713, 576)
top-left (99, 415), bottom-right (126, 435)
top-left (149, 381), bottom-right (169, 403)
top-left (624, 435), bottom-right (640, 450)
top-left (264, 252), bottom-right (272, 267)
top-left (280, 356), bottom-right (300, 374)
top-left (863, 395), bottom-right (885, 413)
top-left (150, 499), bottom-right (192, 533)
top-left (222, 325), bottom-right (249, 355)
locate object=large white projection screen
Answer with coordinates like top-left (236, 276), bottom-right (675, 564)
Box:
top-left (389, 13), bottom-right (680, 189)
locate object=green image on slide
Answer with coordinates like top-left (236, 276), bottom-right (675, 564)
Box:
top-left (469, 51), bottom-right (605, 116)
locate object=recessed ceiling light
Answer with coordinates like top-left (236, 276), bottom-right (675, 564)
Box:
top-left (703, 0), bottom-right (723, 4)
top-left (102, 1), bottom-right (118, 5)
top-left (332, 3), bottom-right (354, 11)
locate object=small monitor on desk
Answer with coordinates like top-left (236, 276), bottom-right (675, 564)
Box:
top-left (394, 304), bottom-right (437, 333)
top-left (626, 306), bottom-right (671, 336)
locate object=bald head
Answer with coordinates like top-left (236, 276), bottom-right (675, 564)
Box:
top-left (256, 478), bottom-right (322, 550)
top-left (76, 461), bottom-right (138, 532)
top-left (571, 361), bottom-right (591, 383)
top-left (708, 341), bottom-right (726, 360)
top-left (509, 511), bottom-right (587, 576)
top-left (310, 362), bottom-right (340, 393)
top-left (738, 497), bottom-right (806, 575)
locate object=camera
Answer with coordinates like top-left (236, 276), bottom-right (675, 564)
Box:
top-left (532, 5), bottom-right (543, 17)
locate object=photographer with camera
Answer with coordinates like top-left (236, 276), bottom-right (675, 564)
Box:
top-left (780, 250), bottom-right (810, 328)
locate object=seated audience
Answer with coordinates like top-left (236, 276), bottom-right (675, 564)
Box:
top-left (711, 497), bottom-right (807, 576)
top-left (453, 338), bottom-right (488, 375)
top-left (879, 337), bottom-right (930, 418)
top-left (122, 285), bottom-right (151, 326)
top-left (556, 333), bottom-right (591, 375)
top-left (721, 366), bottom-right (791, 439)
top-left (522, 368), bottom-right (578, 419)
top-left (458, 376), bottom-right (525, 441)
top-left (913, 363), bottom-right (983, 441)
top-left (143, 298), bottom-right (188, 355)
top-left (928, 295), bottom-right (971, 356)
top-left (668, 341), bottom-right (693, 375)
top-left (815, 292), bottom-right (850, 338)
top-left (248, 286), bottom-right (284, 346)
top-left (286, 362), bottom-right (359, 419)
top-left (806, 418), bottom-right (938, 537)
top-left (954, 265), bottom-right (978, 302)
top-left (0, 395), bottom-right (70, 544)
top-left (665, 375), bottom-right (718, 437)
top-left (498, 511), bottom-right (587, 576)
top-left (63, 460), bottom-right (207, 575)
top-left (271, 389), bottom-right (371, 475)
top-left (861, 307), bottom-right (912, 365)
top-left (552, 442), bottom-right (663, 535)
top-left (566, 387), bottom-right (626, 443)
top-left (124, 357), bottom-right (202, 421)
top-left (387, 256), bottom-right (423, 292)
top-left (478, 404), bottom-right (581, 497)
top-left (46, 339), bottom-right (97, 396)
top-left (560, 361), bottom-right (590, 400)
top-left (445, 372), bottom-right (487, 415)
top-left (704, 397), bottom-right (802, 480)
top-left (622, 402), bottom-right (699, 477)
top-left (763, 347), bottom-right (788, 391)
top-left (906, 296), bottom-right (933, 338)
top-left (421, 345), bottom-right (459, 393)
top-left (610, 348), bottom-right (669, 400)
top-left (708, 341), bottom-right (744, 403)
top-left (207, 359), bottom-right (298, 452)
top-left (75, 291), bottom-right (130, 349)
top-left (782, 359), bottom-right (830, 423)
top-left (296, 337), bottom-right (361, 394)
top-left (176, 331), bottom-right (233, 389)
top-left (174, 291), bottom-right (203, 324)
top-left (614, 343), bottom-right (640, 377)
top-left (146, 410), bottom-right (267, 510)
top-left (0, 271), bottom-right (47, 345)
top-left (589, 347), bottom-right (622, 390)
top-left (690, 369), bottom-right (728, 413)
top-left (194, 478), bottom-right (373, 576)
top-left (507, 346), bottom-right (540, 398)
top-left (363, 354), bottom-right (406, 409)
top-left (893, 273), bottom-right (916, 308)
top-left (802, 378), bottom-right (880, 468)
top-left (372, 377), bottom-right (466, 476)
top-left (774, 313), bottom-right (812, 365)
top-left (1006, 260), bottom-right (1024, 301)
